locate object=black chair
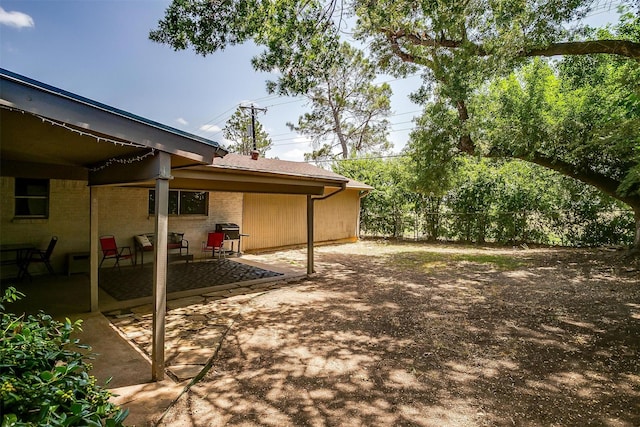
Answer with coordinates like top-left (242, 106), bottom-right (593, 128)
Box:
top-left (20, 236), bottom-right (58, 280)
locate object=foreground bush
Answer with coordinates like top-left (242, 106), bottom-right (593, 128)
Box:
top-left (0, 288), bottom-right (128, 427)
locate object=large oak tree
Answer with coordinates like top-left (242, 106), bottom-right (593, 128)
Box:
top-left (150, 0), bottom-right (640, 246)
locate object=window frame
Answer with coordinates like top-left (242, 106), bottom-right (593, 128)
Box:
top-left (14, 178), bottom-right (50, 219)
top-left (148, 189), bottom-right (209, 216)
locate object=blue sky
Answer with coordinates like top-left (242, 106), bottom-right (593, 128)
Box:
top-left (0, 1), bottom-right (623, 162)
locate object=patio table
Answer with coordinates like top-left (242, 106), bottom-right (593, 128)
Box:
top-left (0, 242), bottom-right (35, 280)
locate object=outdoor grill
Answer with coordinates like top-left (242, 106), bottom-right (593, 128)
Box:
top-left (216, 223), bottom-right (240, 240)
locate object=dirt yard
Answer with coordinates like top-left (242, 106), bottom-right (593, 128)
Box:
top-left (130, 241), bottom-right (640, 426)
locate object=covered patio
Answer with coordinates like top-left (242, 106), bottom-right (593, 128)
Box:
top-left (1, 68), bottom-right (346, 382)
top-left (2, 255), bottom-right (304, 316)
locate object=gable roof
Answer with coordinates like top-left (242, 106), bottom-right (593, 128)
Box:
top-left (210, 154), bottom-right (373, 190)
top-left (169, 153), bottom-right (372, 195)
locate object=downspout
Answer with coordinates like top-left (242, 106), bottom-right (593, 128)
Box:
top-left (307, 183), bottom-right (348, 275)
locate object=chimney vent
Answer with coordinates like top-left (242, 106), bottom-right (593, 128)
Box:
top-left (250, 150), bottom-right (259, 160)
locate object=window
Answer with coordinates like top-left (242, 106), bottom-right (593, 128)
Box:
top-left (148, 190), bottom-right (208, 215)
top-left (15, 178), bottom-right (49, 218)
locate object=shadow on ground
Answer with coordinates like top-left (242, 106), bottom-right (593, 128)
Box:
top-left (115, 243), bottom-right (639, 426)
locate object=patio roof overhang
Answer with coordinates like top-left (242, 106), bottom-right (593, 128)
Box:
top-left (1, 68), bottom-right (233, 383)
top-left (0, 68), bottom-right (227, 183)
top-left (107, 165), bottom-right (347, 195)
top-left (1, 68), bottom-right (355, 383)
top-left (83, 166), bottom-right (348, 201)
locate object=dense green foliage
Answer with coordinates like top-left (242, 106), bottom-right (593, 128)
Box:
top-left (0, 289), bottom-right (128, 427)
top-left (223, 106), bottom-right (272, 156)
top-left (335, 157), bottom-right (415, 237)
top-left (337, 157), bottom-right (634, 246)
top-left (408, 21), bottom-right (640, 245)
top-left (151, 0), bottom-right (640, 245)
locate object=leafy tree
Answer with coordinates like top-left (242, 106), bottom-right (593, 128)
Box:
top-left (440, 158), bottom-right (634, 245)
top-left (150, 0), bottom-right (640, 246)
top-left (339, 155), bottom-right (633, 245)
top-left (469, 49), bottom-right (639, 245)
top-left (150, 0), bottom-right (640, 95)
top-left (286, 43), bottom-right (393, 161)
top-left (223, 106), bottom-right (272, 156)
top-left (334, 157), bottom-right (414, 237)
top-left (0, 288), bottom-right (129, 427)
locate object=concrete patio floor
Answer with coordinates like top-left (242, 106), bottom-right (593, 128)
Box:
top-left (1, 255), bottom-right (306, 426)
top-left (1, 256), bottom-right (303, 315)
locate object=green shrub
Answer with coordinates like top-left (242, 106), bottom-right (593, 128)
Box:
top-left (0, 288), bottom-right (128, 427)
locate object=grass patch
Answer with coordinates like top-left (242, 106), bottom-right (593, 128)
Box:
top-left (391, 251), bottom-right (527, 272)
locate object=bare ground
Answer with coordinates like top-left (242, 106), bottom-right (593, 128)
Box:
top-left (121, 241), bottom-right (640, 426)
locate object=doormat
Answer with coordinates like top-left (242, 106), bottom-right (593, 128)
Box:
top-left (99, 259), bottom-right (283, 301)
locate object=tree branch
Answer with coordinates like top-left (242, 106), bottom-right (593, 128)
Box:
top-left (507, 151), bottom-right (640, 210)
top-left (524, 40), bottom-right (640, 59)
top-left (385, 31), bottom-right (435, 67)
top-left (386, 29), bottom-right (640, 59)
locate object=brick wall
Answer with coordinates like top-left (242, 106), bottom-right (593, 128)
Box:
top-left (1, 175), bottom-right (361, 275)
top-left (0, 177), bottom-right (89, 277)
top-left (0, 177), bottom-right (244, 275)
top-left (97, 188), bottom-right (243, 265)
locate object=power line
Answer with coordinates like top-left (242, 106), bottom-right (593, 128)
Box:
top-left (262, 98), bottom-right (307, 108)
top-left (269, 125), bottom-right (416, 147)
top-left (193, 104), bottom-right (239, 137)
top-left (309, 153), bottom-right (409, 164)
top-left (192, 74), bottom-right (423, 137)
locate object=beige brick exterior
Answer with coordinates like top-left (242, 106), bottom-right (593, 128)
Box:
top-left (95, 187), bottom-right (243, 262)
top-left (1, 177), bottom-right (243, 276)
top-left (1, 176), bottom-right (362, 277)
top-left (1, 177), bottom-right (90, 277)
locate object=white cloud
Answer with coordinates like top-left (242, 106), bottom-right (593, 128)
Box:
top-left (0, 7), bottom-right (34, 29)
top-left (199, 124), bottom-right (222, 133)
top-left (216, 137), bottom-right (233, 147)
top-left (176, 117), bottom-right (189, 126)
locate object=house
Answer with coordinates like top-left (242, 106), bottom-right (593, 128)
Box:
top-left (0, 68), bottom-right (371, 379)
top-left (0, 71), bottom-right (371, 278)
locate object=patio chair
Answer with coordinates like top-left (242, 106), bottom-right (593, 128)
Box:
top-left (202, 232), bottom-right (226, 259)
top-left (19, 236), bottom-right (58, 280)
top-left (99, 235), bottom-right (133, 269)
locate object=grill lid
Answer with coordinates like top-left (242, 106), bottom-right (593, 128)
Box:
top-left (216, 223), bottom-right (240, 239)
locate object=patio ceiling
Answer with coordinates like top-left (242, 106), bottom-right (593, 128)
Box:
top-left (0, 68), bottom-right (226, 183)
top-left (1, 68), bottom-right (346, 195)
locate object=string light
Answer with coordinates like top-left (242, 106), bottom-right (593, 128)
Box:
top-left (1, 104), bottom-right (157, 171)
top-left (89, 150), bottom-right (156, 172)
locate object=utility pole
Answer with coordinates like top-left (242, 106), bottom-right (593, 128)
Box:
top-left (240, 104), bottom-right (267, 152)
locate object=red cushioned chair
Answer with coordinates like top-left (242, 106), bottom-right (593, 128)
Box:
top-left (202, 232), bottom-right (226, 259)
top-left (99, 235), bottom-right (133, 269)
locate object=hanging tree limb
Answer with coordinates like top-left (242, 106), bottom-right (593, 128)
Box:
top-left (385, 29), bottom-right (640, 60)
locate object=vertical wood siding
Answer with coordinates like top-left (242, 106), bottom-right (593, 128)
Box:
top-left (242, 190), bottom-right (361, 251)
